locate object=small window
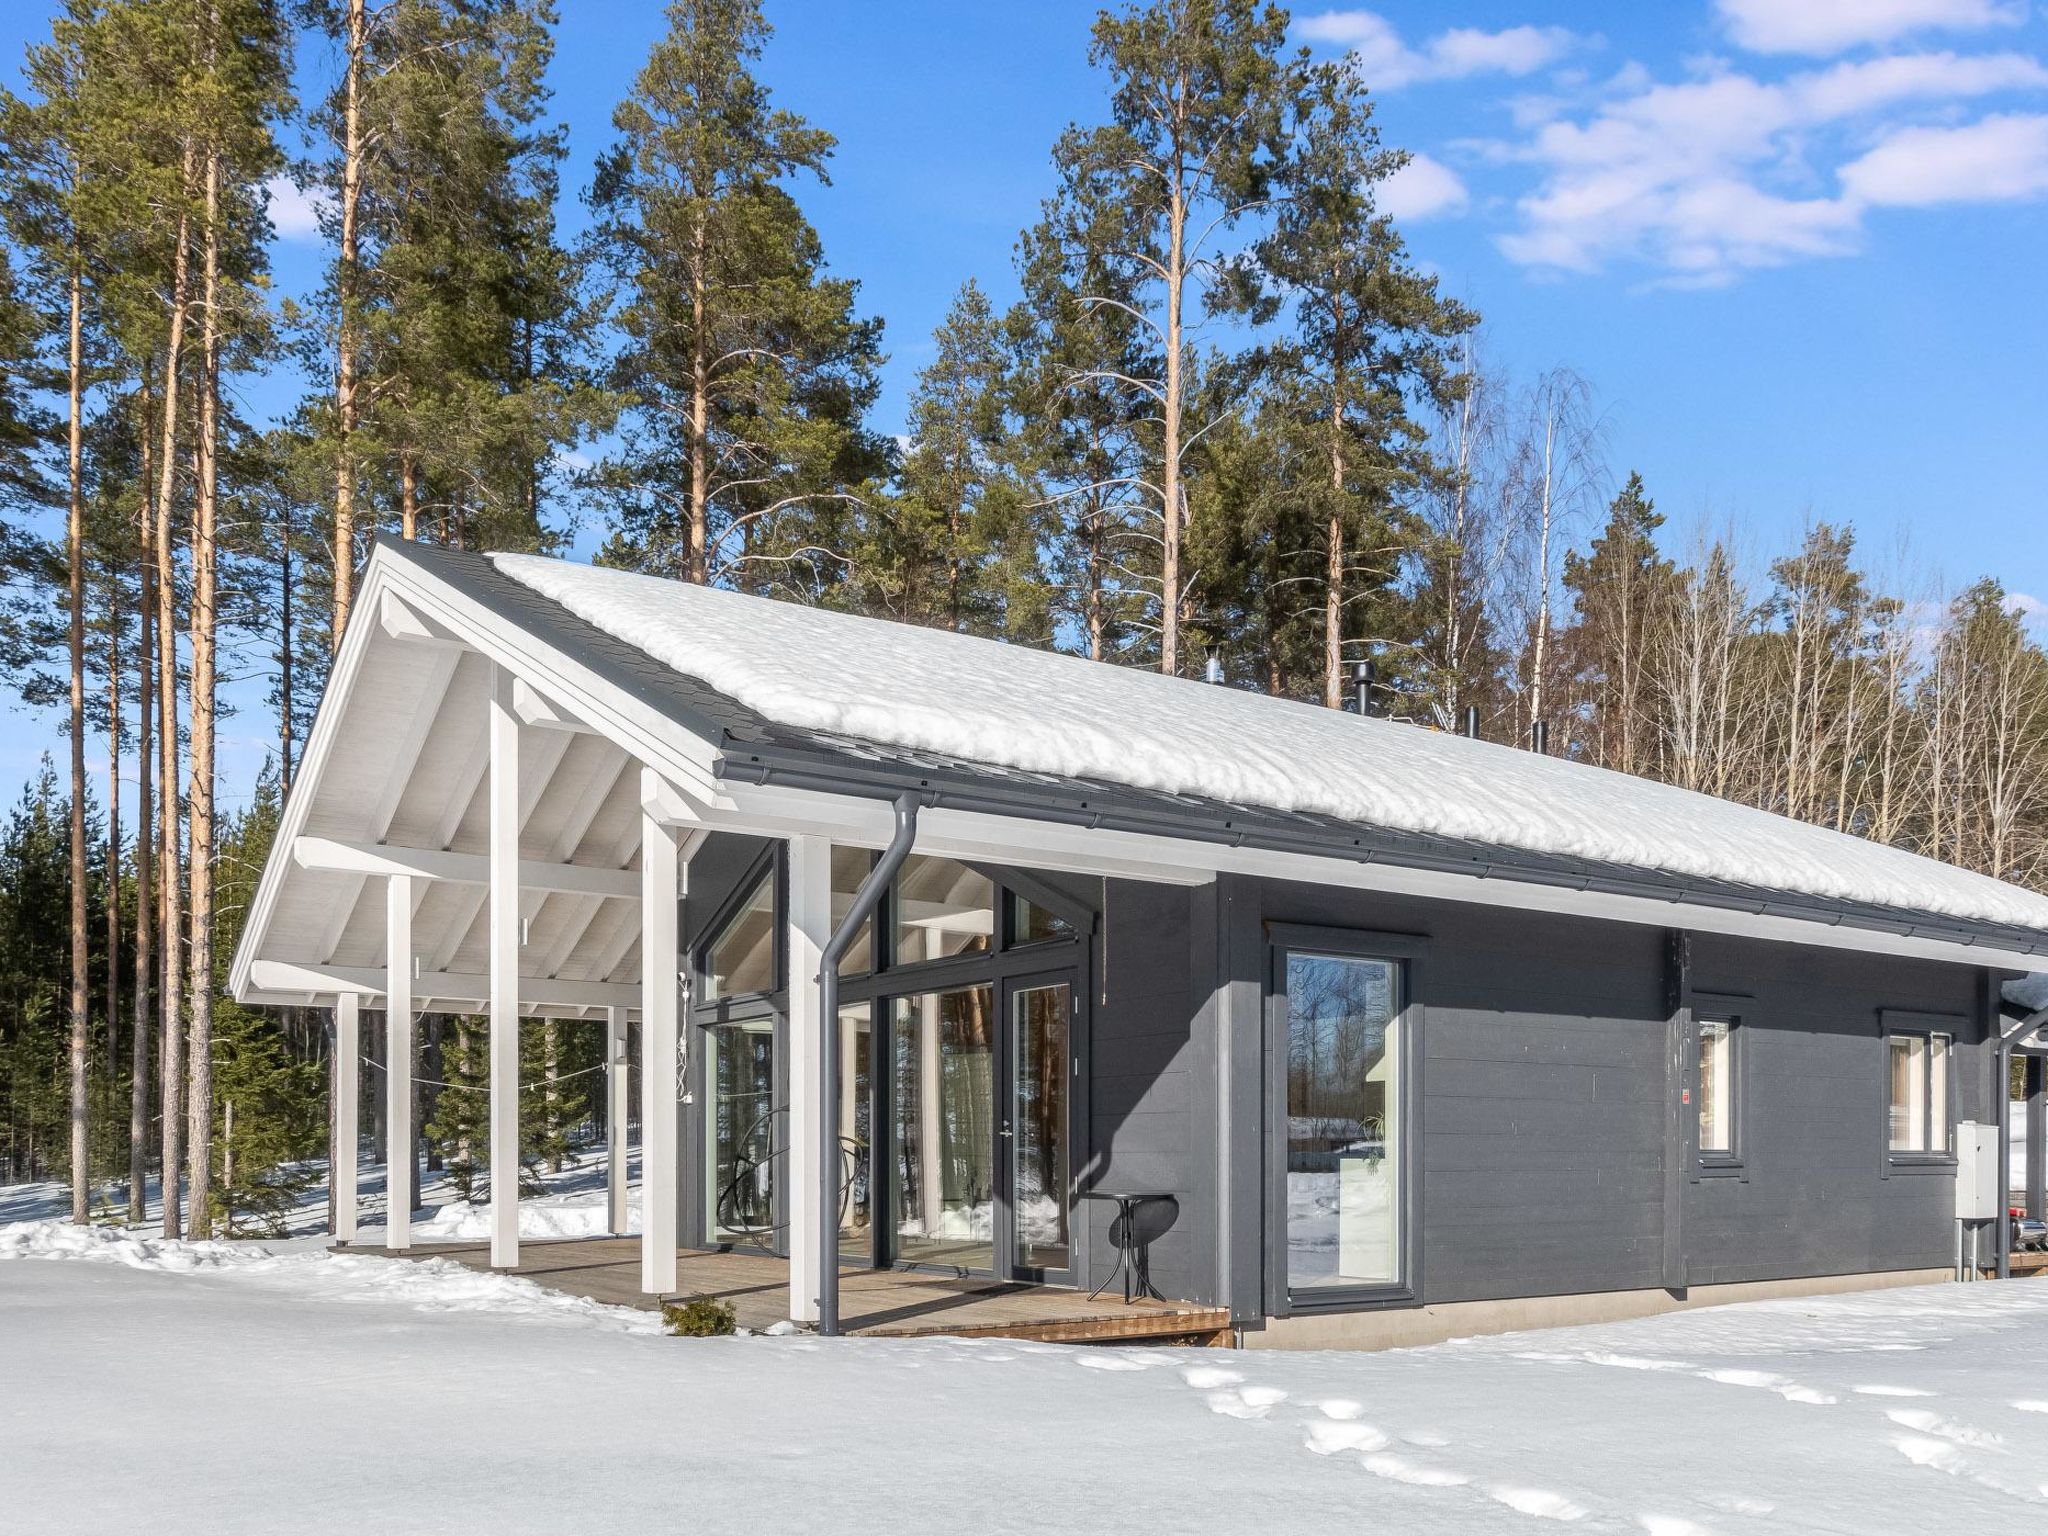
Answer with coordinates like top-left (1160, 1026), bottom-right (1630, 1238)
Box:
top-left (893, 855), bottom-right (993, 965)
top-left (1888, 1031), bottom-right (1952, 1157)
top-left (703, 870), bottom-right (775, 1001)
top-left (1698, 1017), bottom-right (1735, 1158)
top-left (830, 846), bottom-right (876, 976)
top-left (1012, 892), bottom-right (1075, 947)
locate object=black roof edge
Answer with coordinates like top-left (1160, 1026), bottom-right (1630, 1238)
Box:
top-left (720, 744), bottom-right (2048, 960)
top-left (372, 537), bottom-right (2048, 964)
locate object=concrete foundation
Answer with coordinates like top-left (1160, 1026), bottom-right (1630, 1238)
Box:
top-left (1242, 1267), bottom-right (1958, 1352)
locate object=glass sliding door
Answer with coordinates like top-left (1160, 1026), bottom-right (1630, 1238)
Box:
top-left (1010, 980), bottom-right (1072, 1273)
top-left (1284, 952), bottom-right (1404, 1294)
top-left (890, 985), bottom-right (997, 1271)
top-left (706, 1020), bottom-right (777, 1247)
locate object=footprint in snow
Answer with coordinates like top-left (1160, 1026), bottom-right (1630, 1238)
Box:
top-left (1360, 1451), bottom-right (1469, 1488)
top-left (1488, 1486), bottom-right (1587, 1521)
top-left (1583, 1352), bottom-right (1691, 1373)
top-left (1884, 1408), bottom-right (2001, 1448)
top-left (1893, 1436), bottom-right (1966, 1474)
top-left (1181, 1364), bottom-right (1243, 1390)
top-left (1306, 1419), bottom-right (1390, 1456)
top-left (1853, 1385), bottom-right (1935, 1398)
top-left (1638, 1517), bottom-right (1717, 1536)
top-left (1074, 1354), bottom-right (1150, 1372)
top-left (1317, 1399), bottom-right (1364, 1420)
top-left (1696, 1368), bottom-right (1836, 1405)
top-left (1206, 1384), bottom-right (1287, 1419)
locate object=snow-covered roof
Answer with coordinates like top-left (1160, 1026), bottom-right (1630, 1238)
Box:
top-left (492, 553), bottom-right (2048, 942)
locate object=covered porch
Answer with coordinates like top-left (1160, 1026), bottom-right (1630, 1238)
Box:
top-left (388, 1239), bottom-right (1231, 1342)
top-left (229, 539), bottom-right (1221, 1332)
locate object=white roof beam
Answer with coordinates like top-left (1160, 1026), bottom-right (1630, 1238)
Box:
top-left (248, 959), bottom-right (638, 1012)
top-left (294, 835), bottom-right (638, 899)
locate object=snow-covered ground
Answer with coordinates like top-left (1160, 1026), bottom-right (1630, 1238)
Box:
top-left (0, 1139), bottom-right (639, 1241)
top-left (6, 1216), bottom-right (2048, 1534)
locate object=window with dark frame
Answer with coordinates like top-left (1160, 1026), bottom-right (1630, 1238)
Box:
top-left (1697, 1016), bottom-right (1736, 1160)
top-left (1888, 1029), bottom-right (1953, 1158)
top-left (689, 844), bottom-right (1091, 1276)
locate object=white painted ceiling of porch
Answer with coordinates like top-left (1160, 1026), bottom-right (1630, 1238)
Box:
top-left (259, 635), bottom-right (648, 1017)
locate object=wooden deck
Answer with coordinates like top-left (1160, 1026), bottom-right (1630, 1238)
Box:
top-left (378, 1239), bottom-right (1234, 1345)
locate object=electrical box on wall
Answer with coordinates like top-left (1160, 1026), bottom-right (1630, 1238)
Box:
top-left (1955, 1122), bottom-right (2001, 1221)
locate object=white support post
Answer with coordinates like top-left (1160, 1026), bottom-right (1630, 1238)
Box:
top-left (335, 993), bottom-right (359, 1244)
top-left (785, 834), bottom-right (832, 1324)
top-left (607, 1004), bottom-right (630, 1237)
top-left (385, 874), bottom-right (414, 1251)
top-left (488, 669), bottom-right (521, 1270)
top-left (639, 769), bottom-right (680, 1295)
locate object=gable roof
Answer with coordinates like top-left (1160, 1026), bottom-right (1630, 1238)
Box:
top-left (447, 547), bottom-right (2048, 960)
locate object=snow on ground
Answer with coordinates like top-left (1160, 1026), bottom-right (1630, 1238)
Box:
top-left (496, 551), bottom-right (2048, 931)
top-left (7, 1220), bottom-right (2048, 1536)
top-left (0, 1139), bottom-right (639, 1241)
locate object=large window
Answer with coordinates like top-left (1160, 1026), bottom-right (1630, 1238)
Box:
top-left (706, 1020), bottom-right (776, 1244)
top-left (894, 855), bottom-right (993, 964)
top-left (703, 870), bottom-right (774, 1001)
top-left (1698, 1017), bottom-right (1735, 1158)
top-left (1284, 951), bottom-right (1404, 1294)
top-left (690, 841), bottom-right (1087, 1281)
top-left (891, 985), bottom-right (997, 1270)
top-left (1889, 1030), bottom-right (1952, 1157)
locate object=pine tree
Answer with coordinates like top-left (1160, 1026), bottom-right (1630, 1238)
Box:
top-left (589, 0), bottom-right (883, 593)
top-left (1256, 54), bottom-right (1474, 707)
top-left (1046, 0), bottom-right (1292, 675)
top-left (1011, 187), bottom-right (1154, 663)
top-left (867, 281), bottom-right (1044, 638)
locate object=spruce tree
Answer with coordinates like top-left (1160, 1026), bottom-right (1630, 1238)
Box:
top-left (1562, 472), bottom-right (1676, 775)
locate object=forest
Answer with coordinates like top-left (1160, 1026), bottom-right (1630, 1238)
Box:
top-left (0, 0), bottom-right (2044, 1231)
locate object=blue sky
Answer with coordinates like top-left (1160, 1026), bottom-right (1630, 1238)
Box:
top-left (3, 0), bottom-right (2047, 809)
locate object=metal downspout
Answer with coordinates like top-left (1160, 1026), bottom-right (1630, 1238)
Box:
top-left (817, 792), bottom-right (921, 1337)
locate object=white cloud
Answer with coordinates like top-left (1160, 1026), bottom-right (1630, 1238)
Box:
top-left (1294, 9), bottom-right (1580, 90)
top-left (1496, 50), bottom-right (2048, 279)
top-left (264, 177), bottom-right (332, 243)
top-left (1839, 111), bottom-right (2048, 204)
top-left (1716, 0), bottom-right (2027, 57)
top-left (1378, 152), bottom-right (1470, 220)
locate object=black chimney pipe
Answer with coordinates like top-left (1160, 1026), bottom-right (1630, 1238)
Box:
top-left (1352, 660), bottom-right (1374, 716)
top-left (1463, 705), bottom-right (1479, 739)
top-left (1530, 719), bottom-right (1549, 754)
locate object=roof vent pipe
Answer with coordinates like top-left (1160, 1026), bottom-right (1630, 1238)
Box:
top-left (1463, 705), bottom-right (1479, 740)
top-left (817, 791), bottom-right (921, 1337)
top-left (1204, 653), bottom-right (1224, 685)
top-left (1352, 661), bottom-right (1375, 717)
top-left (1530, 720), bottom-right (1549, 755)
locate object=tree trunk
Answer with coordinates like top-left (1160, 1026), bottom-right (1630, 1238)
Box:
top-left (185, 126), bottom-right (224, 1241)
top-left (399, 446), bottom-right (418, 542)
top-left (156, 156), bottom-right (193, 1241)
top-left (66, 250), bottom-right (90, 1226)
top-left (1323, 390), bottom-right (1347, 709)
top-left (106, 580), bottom-right (121, 1080)
top-left (1159, 181), bottom-right (1185, 677)
top-left (130, 420), bottom-right (156, 1224)
top-left (332, 0), bottom-right (366, 646)
top-left (278, 508), bottom-right (294, 794)
top-left (687, 207), bottom-right (709, 585)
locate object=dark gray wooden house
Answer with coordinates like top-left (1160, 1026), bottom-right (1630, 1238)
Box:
top-left (232, 539), bottom-right (2048, 1347)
